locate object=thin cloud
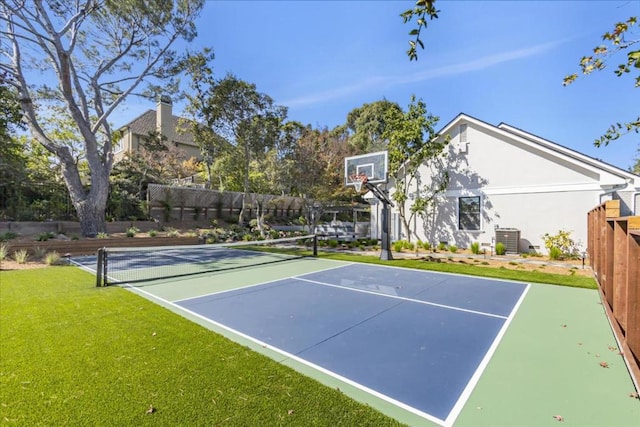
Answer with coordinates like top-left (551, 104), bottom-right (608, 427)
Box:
top-left (282, 39), bottom-right (570, 108)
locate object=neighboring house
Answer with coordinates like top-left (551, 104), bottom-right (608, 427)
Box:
top-left (368, 113), bottom-right (639, 254)
top-left (113, 96), bottom-right (201, 162)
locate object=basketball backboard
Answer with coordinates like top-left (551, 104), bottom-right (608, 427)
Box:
top-left (344, 151), bottom-right (388, 187)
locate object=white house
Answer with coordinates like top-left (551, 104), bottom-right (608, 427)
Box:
top-left (368, 113), bottom-right (639, 254)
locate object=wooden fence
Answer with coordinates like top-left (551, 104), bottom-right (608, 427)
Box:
top-left (147, 184), bottom-right (309, 222)
top-left (587, 200), bottom-right (640, 389)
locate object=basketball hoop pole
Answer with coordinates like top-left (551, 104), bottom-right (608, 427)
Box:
top-left (363, 181), bottom-right (394, 261)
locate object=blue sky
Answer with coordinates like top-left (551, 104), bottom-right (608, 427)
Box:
top-left (119, 0), bottom-right (639, 171)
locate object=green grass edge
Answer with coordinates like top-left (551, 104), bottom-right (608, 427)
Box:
top-left (317, 252), bottom-right (597, 289)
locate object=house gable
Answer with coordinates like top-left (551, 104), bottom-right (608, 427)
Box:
top-left (121, 110), bottom-right (197, 147)
top-left (380, 112), bottom-right (639, 251)
top-left (438, 114), bottom-right (637, 192)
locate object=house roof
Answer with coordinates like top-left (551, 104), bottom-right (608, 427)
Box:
top-left (437, 113), bottom-right (639, 189)
top-left (119, 110), bottom-right (198, 147)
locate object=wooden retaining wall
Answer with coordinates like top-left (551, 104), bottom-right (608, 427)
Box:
top-left (587, 200), bottom-right (640, 390)
top-left (3, 236), bottom-right (201, 257)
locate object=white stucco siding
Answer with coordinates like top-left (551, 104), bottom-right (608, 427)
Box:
top-left (458, 124), bottom-right (599, 188)
top-left (408, 188), bottom-right (599, 254)
top-left (371, 114), bottom-right (640, 255)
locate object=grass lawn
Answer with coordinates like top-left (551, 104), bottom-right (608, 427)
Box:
top-left (0, 267), bottom-right (404, 426)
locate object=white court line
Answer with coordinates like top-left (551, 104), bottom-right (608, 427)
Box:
top-left (123, 283), bottom-right (447, 426)
top-left (173, 261), bottom-right (355, 303)
top-left (443, 283), bottom-right (531, 427)
top-left (293, 276), bottom-right (509, 320)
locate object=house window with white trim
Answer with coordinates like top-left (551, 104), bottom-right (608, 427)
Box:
top-left (458, 196), bottom-right (480, 230)
top-left (113, 140), bottom-right (124, 153)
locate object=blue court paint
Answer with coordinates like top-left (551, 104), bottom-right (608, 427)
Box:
top-left (299, 264), bottom-right (527, 317)
top-left (176, 264), bottom-right (528, 423)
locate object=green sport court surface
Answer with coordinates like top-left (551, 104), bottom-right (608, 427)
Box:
top-left (75, 251), bottom-right (640, 426)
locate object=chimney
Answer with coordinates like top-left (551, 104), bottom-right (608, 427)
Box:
top-left (156, 95), bottom-right (173, 144)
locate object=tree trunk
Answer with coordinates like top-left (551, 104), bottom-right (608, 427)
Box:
top-left (75, 199), bottom-right (107, 237)
top-left (58, 144), bottom-right (110, 237)
top-left (398, 202), bottom-right (413, 242)
top-left (255, 198), bottom-right (266, 238)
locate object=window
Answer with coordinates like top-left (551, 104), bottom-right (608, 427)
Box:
top-left (113, 140), bottom-right (123, 153)
top-left (458, 196), bottom-right (480, 230)
top-left (459, 124), bottom-right (468, 143)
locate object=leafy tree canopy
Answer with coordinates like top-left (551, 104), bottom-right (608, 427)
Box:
top-left (0, 0), bottom-right (206, 235)
top-left (563, 16), bottom-right (639, 147)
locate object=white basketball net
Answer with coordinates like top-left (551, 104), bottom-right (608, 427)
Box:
top-left (349, 174), bottom-right (367, 192)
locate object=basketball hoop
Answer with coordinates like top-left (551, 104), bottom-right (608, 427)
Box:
top-left (348, 174), bottom-right (368, 193)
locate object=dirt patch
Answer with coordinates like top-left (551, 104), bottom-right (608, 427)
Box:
top-left (360, 249), bottom-right (593, 278)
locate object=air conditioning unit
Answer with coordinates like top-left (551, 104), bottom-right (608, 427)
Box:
top-left (495, 228), bottom-right (520, 253)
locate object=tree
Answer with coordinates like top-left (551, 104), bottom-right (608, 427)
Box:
top-left (0, 85), bottom-right (26, 193)
top-left (384, 96), bottom-right (449, 242)
top-left (401, 0), bottom-right (440, 61)
top-left (563, 16), bottom-right (639, 147)
top-left (0, 0), bottom-right (205, 236)
top-left (108, 131), bottom-right (197, 221)
top-left (632, 149), bottom-right (640, 175)
top-left (343, 100), bottom-right (403, 153)
top-left (186, 73), bottom-right (287, 225)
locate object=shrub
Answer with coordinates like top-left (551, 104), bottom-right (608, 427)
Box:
top-left (0, 231), bottom-right (18, 242)
top-left (393, 241), bottom-right (405, 252)
top-left (166, 228), bottom-right (180, 237)
top-left (437, 242), bottom-right (447, 251)
top-left (421, 241), bottom-right (431, 251)
top-left (13, 249), bottom-right (29, 264)
top-left (470, 242), bottom-right (481, 254)
top-left (495, 242), bottom-right (506, 255)
top-left (45, 251), bottom-right (61, 265)
top-left (402, 240), bottom-right (415, 251)
top-left (549, 246), bottom-right (563, 260)
top-left (542, 229), bottom-right (580, 259)
top-left (126, 226), bottom-right (140, 237)
top-left (33, 246), bottom-right (47, 260)
top-left (449, 245), bottom-right (458, 253)
top-left (0, 243), bottom-right (7, 261)
top-left (37, 232), bottom-right (56, 241)
top-left (97, 232), bottom-right (109, 239)
top-left (148, 230), bottom-right (158, 237)
top-left (327, 239), bottom-right (339, 248)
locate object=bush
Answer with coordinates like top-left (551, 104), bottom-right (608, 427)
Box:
top-left (549, 246), bottom-right (563, 260)
top-left (327, 239), bottom-right (339, 248)
top-left (45, 251), bottom-right (61, 265)
top-left (0, 231), bottom-right (18, 242)
top-left (542, 229), bottom-right (580, 259)
top-left (13, 249), bottom-right (29, 264)
top-left (449, 245), bottom-right (458, 253)
top-left (33, 246), bottom-right (47, 259)
top-left (470, 242), bottom-right (481, 254)
top-left (126, 227), bottom-right (138, 237)
top-left (421, 241), bottom-right (431, 251)
top-left (148, 230), bottom-right (157, 237)
top-left (166, 227), bottom-right (180, 237)
top-left (495, 242), bottom-right (506, 255)
top-left (37, 232), bottom-right (56, 241)
top-left (0, 243), bottom-right (7, 261)
top-left (437, 242), bottom-right (447, 251)
top-left (393, 241), bottom-right (405, 252)
top-left (402, 240), bottom-right (415, 251)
